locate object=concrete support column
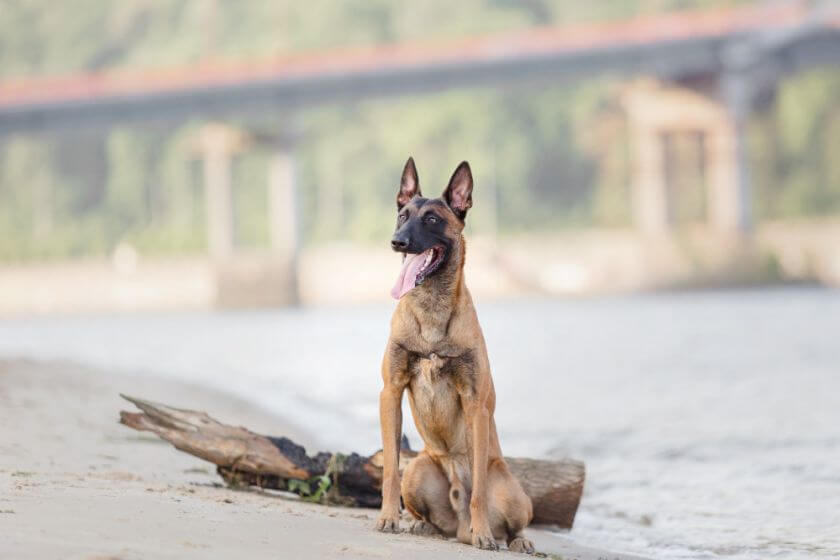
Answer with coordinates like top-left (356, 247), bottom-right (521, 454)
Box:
top-left (622, 78), bottom-right (754, 236)
top-left (705, 122), bottom-right (742, 233)
top-left (721, 73), bottom-right (753, 234)
top-left (194, 124), bottom-right (300, 307)
top-left (198, 125), bottom-right (244, 260)
top-left (267, 145), bottom-right (300, 305)
top-left (632, 127), bottom-right (669, 233)
top-left (268, 148), bottom-right (299, 258)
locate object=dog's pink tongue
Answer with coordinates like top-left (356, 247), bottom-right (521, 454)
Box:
top-left (391, 253), bottom-right (425, 300)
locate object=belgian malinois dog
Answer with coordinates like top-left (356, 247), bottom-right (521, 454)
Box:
top-left (375, 158), bottom-right (534, 553)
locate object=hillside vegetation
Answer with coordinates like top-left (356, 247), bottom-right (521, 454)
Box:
top-left (0, 0), bottom-right (837, 261)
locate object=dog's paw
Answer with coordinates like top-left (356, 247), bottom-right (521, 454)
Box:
top-left (375, 511), bottom-right (402, 533)
top-left (508, 536), bottom-right (535, 554)
top-left (409, 520), bottom-right (443, 538)
top-left (471, 528), bottom-right (499, 551)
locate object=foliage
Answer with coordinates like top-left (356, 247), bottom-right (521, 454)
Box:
top-left (753, 68), bottom-right (840, 219)
top-left (0, 0), bottom-right (837, 262)
top-left (287, 475), bottom-right (332, 503)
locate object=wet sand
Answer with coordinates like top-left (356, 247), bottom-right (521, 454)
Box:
top-left (0, 359), bottom-right (644, 560)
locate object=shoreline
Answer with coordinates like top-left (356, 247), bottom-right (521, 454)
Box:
top-left (3, 219), bottom-right (840, 314)
top-left (0, 359), bottom-right (646, 559)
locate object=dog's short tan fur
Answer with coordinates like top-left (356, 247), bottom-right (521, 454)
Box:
top-left (375, 158), bottom-right (534, 553)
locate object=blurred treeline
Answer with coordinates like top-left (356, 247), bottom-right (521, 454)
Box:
top-left (0, 0), bottom-right (838, 262)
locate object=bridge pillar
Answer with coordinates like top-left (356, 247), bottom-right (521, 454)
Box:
top-left (621, 79), bottom-right (751, 235)
top-left (720, 72), bottom-right (753, 233)
top-left (195, 124), bottom-right (300, 307)
top-left (267, 144), bottom-right (300, 304)
top-left (197, 124), bottom-right (247, 259)
top-left (630, 124), bottom-right (669, 233)
top-left (704, 115), bottom-right (743, 233)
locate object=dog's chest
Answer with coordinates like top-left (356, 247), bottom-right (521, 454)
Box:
top-left (406, 352), bottom-right (474, 455)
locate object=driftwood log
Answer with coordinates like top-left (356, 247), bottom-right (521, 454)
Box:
top-left (118, 395), bottom-right (585, 528)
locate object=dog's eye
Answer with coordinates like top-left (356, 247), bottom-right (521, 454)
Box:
top-left (398, 213), bottom-right (407, 224)
top-left (424, 215), bottom-right (438, 225)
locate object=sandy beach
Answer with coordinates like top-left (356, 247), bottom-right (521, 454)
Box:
top-left (0, 359), bottom-right (643, 560)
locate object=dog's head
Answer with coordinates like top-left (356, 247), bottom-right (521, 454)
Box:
top-left (390, 157), bottom-right (473, 300)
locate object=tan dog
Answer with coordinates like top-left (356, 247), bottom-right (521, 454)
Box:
top-left (375, 158), bottom-right (534, 553)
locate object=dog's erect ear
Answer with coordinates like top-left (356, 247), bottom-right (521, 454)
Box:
top-left (397, 157), bottom-right (421, 209)
top-left (443, 161), bottom-right (473, 221)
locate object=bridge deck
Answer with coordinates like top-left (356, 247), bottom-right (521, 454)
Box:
top-left (0, 2), bottom-right (836, 131)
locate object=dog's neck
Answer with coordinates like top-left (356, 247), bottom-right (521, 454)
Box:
top-left (404, 237), bottom-right (466, 343)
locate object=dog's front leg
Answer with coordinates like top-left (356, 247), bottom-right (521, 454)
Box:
top-left (376, 383), bottom-right (404, 532)
top-left (467, 402), bottom-right (498, 550)
top-left (376, 345), bottom-right (409, 533)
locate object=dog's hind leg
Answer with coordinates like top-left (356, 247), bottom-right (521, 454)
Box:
top-left (401, 452), bottom-right (457, 538)
top-left (486, 458), bottom-right (535, 554)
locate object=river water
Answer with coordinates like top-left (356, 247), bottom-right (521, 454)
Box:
top-left (1, 287), bottom-right (838, 559)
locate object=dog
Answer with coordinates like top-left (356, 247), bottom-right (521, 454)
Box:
top-left (375, 157), bottom-right (534, 553)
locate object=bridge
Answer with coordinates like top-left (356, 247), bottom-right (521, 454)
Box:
top-left (1, 1), bottom-right (838, 307)
top-left (1, 3), bottom-right (838, 132)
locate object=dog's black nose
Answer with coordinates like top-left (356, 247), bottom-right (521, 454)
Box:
top-left (391, 237), bottom-right (409, 251)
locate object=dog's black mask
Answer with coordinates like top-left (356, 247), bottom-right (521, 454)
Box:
top-left (391, 197), bottom-right (452, 281)
top-left (389, 157), bottom-right (473, 299)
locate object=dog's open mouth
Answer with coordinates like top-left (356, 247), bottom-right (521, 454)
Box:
top-left (390, 246), bottom-right (445, 300)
